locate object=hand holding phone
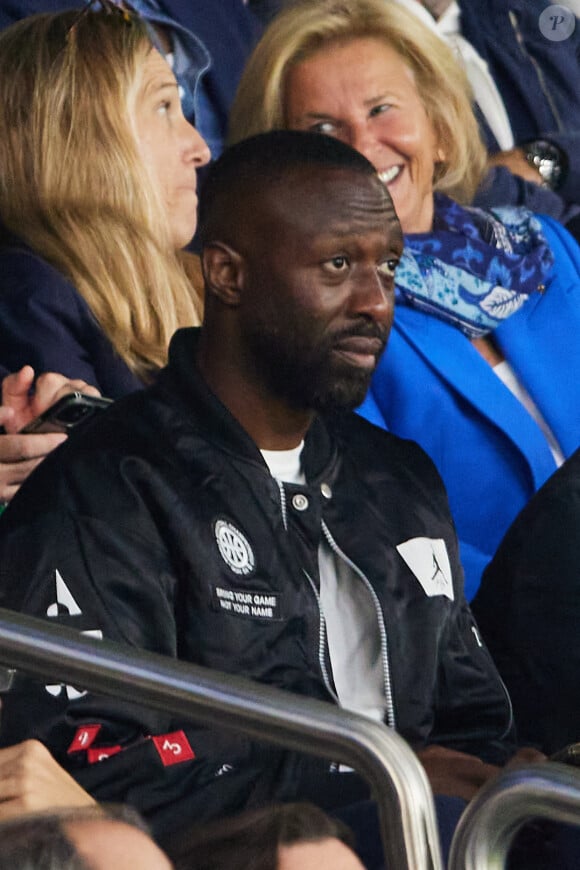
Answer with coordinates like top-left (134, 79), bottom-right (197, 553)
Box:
top-left (1, 367), bottom-right (103, 434)
top-left (20, 393), bottom-right (113, 434)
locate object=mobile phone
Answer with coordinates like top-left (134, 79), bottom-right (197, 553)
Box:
top-left (20, 392), bottom-right (113, 434)
top-left (549, 743), bottom-right (580, 767)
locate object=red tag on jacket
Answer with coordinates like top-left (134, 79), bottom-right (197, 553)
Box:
top-left (152, 730), bottom-right (195, 766)
top-left (87, 745), bottom-right (122, 764)
top-left (68, 725), bottom-right (102, 754)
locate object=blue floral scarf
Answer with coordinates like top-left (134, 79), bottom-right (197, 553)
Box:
top-left (395, 194), bottom-right (555, 338)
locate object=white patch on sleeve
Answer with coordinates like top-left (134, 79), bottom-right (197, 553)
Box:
top-left (396, 537), bottom-right (454, 601)
top-left (47, 569), bottom-right (82, 617)
top-left (44, 570), bottom-right (102, 700)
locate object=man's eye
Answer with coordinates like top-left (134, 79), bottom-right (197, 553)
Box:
top-left (324, 256), bottom-right (349, 272)
top-left (377, 259), bottom-right (399, 278)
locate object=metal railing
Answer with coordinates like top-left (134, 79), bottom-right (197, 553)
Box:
top-left (0, 607), bottom-right (443, 870)
top-left (448, 762), bottom-right (580, 869)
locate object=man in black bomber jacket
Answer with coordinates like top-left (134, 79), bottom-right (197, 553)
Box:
top-left (0, 133), bottom-right (519, 851)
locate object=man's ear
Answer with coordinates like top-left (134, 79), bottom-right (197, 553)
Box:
top-left (201, 242), bottom-right (244, 307)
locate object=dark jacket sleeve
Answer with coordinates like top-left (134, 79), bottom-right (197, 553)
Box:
top-left (431, 594), bottom-right (516, 765)
top-left (345, 416), bottom-right (516, 763)
top-left (473, 167), bottom-right (580, 227)
top-left (0, 447), bottom-right (280, 839)
top-left (458, 0), bottom-right (580, 205)
top-left (403, 444), bottom-right (517, 765)
top-left (542, 132), bottom-right (580, 204)
top-left (159, 0), bottom-right (262, 141)
top-left (459, 1), bottom-right (580, 131)
top-left (0, 248), bottom-right (142, 398)
top-left (0, 436), bottom-right (345, 840)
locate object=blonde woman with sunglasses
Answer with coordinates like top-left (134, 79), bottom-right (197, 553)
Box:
top-left (0, 4), bottom-right (210, 398)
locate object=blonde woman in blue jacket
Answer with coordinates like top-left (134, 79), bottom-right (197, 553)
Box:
top-left (230, 0), bottom-right (580, 599)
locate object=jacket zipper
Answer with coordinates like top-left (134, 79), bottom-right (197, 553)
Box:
top-left (303, 568), bottom-right (340, 703)
top-left (320, 520), bottom-right (396, 730)
top-left (508, 10), bottom-right (564, 132)
top-left (275, 479), bottom-right (288, 531)
top-left (276, 479), bottom-right (395, 726)
top-left (275, 480), bottom-right (336, 698)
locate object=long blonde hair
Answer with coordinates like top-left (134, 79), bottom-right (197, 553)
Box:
top-left (229, 0), bottom-right (487, 204)
top-left (0, 10), bottom-right (203, 382)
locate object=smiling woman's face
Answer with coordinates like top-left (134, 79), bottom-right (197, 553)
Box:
top-left (132, 48), bottom-right (210, 249)
top-left (284, 37), bottom-right (444, 234)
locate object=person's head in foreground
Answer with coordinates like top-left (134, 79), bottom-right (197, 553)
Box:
top-left (229, 0), bottom-right (487, 234)
top-left (0, 804), bottom-right (172, 870)
top-left (0, 3), bottom-right (210, 380)
top-left (169, 802), bottom-right (364, 870)
top-left (197, 129), bottom-right (403, 430)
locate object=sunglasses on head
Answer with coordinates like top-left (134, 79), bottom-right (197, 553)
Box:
top-left (65, 0), bottom-right (138, 43)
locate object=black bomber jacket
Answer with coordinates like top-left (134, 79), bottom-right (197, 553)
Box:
top-left (0, 327), bottom-right (515, 841)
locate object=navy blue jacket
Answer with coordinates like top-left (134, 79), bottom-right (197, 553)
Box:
top-left (163, 0), bottom-right (261, 154)
top-left (0, 230), bottom-right (143, 399)
top-left (460, 0), bottom-right (580, 204)
top-left (474, 167), bottom-right (580, 228)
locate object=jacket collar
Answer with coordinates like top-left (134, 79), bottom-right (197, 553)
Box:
top-left (158, 327), bottom-right (338, 481)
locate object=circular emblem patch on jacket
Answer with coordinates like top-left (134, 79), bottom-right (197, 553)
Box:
top-left (214, 519), bottom-right (255, 575)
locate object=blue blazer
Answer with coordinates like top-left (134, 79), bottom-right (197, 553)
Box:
top-left (358, 215), bottom-right (580, 600)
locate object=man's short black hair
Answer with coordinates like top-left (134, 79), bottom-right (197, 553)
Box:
top-left (198, 130), bottom-right (378, 244)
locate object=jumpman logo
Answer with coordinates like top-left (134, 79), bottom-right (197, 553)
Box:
top-left (396, 537), bottom-right (454, 601)
top-left (431, 549), bottom-right (446, 586)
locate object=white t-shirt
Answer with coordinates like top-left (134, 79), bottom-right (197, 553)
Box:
top-left (494, 360), bottom-right (564, 467)
top-left (260, 443), bottom-right (385, 722)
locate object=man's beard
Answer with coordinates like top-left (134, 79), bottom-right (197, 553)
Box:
top-left (247, 319), bottom-right (388, 414)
